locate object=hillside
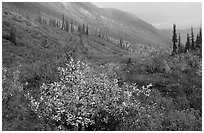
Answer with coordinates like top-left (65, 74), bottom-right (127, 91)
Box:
top-left (2, 2), bottom-right (202, 131)
top-left (2, 8), bottom-right (134, 67)
top-left (3, 2), bottom-right (171, 50)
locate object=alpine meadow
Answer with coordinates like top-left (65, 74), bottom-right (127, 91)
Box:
top-left (2, 2), bottom-right (202, 131)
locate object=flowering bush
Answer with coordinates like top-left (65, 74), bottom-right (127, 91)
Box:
top-left (26, 57), bottom-right (153, 130)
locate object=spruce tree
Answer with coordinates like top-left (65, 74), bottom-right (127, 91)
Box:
top-left (199, 27), bottom-right (202, 45)
top-left (127, 57), bottom-right (132, 67)
top-left (56, 21), bottom-right (59, 28)
top-left (185, 33), bottom-right (190, 52)
top-left (172, 24), bottom-right (177, 54)
top-left (195, 34), bottom-right (200, 48)
top-left (120, 38), bottom-right (123, 48)
top-left (70, 21), bottom-right (74, 32)
top-left (86, 25), bottom-right (89, 35)
top-left (82, 23), bottom-right (85, 34)
top-left (61, 14), bottom-right (65, 30)
top-left (197, 27), bottom-right (202, 52)
top-left (199, 27), bottom-right (202, 53)
top-left (191, 27), bottom-right (195, 50)
top-left (178, 33), bottom-right (181, 53)
top-left (65, 21), bottom-right (69, 32)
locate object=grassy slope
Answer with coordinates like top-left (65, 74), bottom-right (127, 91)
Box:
top-left (2, 7), bottom-right (136, 85)
top-left (2, 7), bottom-right (201, 91)
top-left (2, 9), bottom-right (132, 64)
top-left (3, 2), bottom-right (172, 50)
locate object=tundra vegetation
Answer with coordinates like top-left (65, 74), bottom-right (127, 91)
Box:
top-left (2, 4), bottom-right (202, 131)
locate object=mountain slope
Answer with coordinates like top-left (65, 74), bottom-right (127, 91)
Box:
top-left (3, 2), bottom-right (171, 50)
top-left (104, 8), bottom-right (171, 47)
top-left (2, 6), bottom-right (134, 67)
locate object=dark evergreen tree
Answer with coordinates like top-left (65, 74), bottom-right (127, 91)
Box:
top-left (199, 27), bottom-right (202, 53)
top-left (172, 24), bottom-right (177, 54)
top-left (195, 27), bottom-right (202, 52)
top-left (56, 21), bottom-right (59, 28)
top-left (65, 21), bottom-right (69, 32)
top-left (82, 23), bottom-right (85, 34)
top-left (178, 33), bottom-right (181, 53)
top-left (127, 57), bottom-right (132, 67)
top-left (195, 34), bottom-right (200, 48)
top-left (86, 25), bottom-right (89, 35)
top-left (199, 27), bottom-right (202, 44)
top-left (185, 33), bottom-right (190, 52)
top-left (70, 21), bottom-right (74, 32)
top-left (119, 38), bottom-right (123, 48)
top-left (61, 14), bottom-right (65, 30)
top-left (191, 27), bottom-right (195, 50)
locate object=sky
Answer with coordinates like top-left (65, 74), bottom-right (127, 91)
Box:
top-left (92, 2), bottom-right (202, 29)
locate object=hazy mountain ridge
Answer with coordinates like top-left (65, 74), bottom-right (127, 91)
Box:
top-left (104, 8), bottom-right (170, 45)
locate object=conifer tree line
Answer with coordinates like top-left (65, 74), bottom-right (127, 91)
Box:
top-left (172, 24), bottom-right (202, 55)
top-left (34, 12), bottom-right (133, 48)
top-left (34, 13), bottom-right (89, 35)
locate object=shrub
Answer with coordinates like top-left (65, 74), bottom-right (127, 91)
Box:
top-left (25, 57), bottom-right (154, 130)
top-left (2, 67), bottom-right (44, 131)
top-left (118, 88), bottom-right (202, 131)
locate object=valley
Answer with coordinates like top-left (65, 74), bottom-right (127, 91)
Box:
top-left (2, 2), bottom-right (202, 131)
